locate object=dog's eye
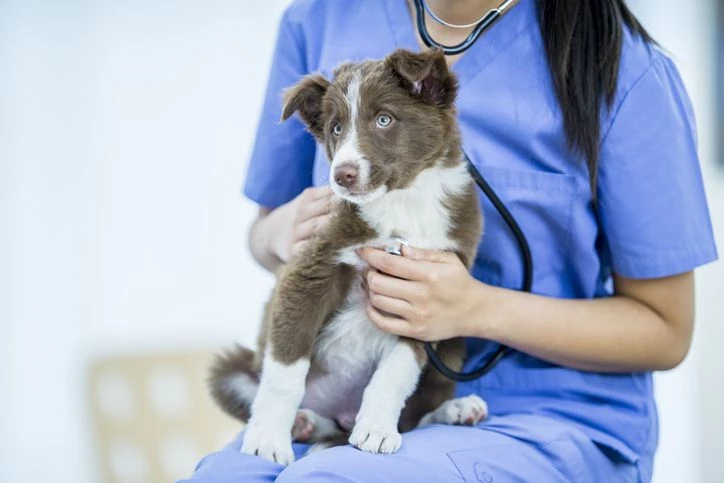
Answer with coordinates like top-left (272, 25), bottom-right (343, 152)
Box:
top-left (332, 123), bottom-right (343, 136)
top-left (376, 114), bottom-right (392, 128)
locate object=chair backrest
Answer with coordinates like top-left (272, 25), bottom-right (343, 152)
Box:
top-left (88, 349), bottom-right (242, 483)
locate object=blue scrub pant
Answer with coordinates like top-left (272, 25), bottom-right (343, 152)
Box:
top-left (180, 413), bottom-right (640, 482)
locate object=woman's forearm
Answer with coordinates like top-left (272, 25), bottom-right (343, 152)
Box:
top-left (466, 273), bottom-right (694, 373)
top-left (358, 247), bottom-right (695, 374)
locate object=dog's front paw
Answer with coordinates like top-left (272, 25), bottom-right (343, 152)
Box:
top-left (349, 419), bottom-right (402, 454)
top-left (241, 424), bottom-right (294, 466)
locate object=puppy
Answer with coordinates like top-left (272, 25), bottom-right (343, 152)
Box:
top-left (210, 49), bottom-right (486, 465)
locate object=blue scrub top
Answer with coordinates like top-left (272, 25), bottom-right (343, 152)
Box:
top-left (243, 0), bottom-right (718, 478)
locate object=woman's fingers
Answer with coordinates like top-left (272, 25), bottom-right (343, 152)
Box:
top-left (300, 187), bottom-right (334, 220)
top-left (293, 213), bottom-right (330, 242)
top-left (367, 292), bottom-right (416, 320)
top-left (365, 300), bottom-right (414, 338)
top-left (366, 269), bottom-right (423, 302)
top-left (290, 240), bottom-right (310, 259)
top-left (358, 247), bottom-right (428, 282)
top-left (401, 245), bottom-right (459, 264)
top-left (314, 185), bottom-right (334, 199)
top-left (284, 186), bottom-right (334, 261)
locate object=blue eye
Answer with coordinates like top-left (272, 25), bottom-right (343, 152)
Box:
top-left (376, 114), bottom-right (392, 128)
top-left (333, 123), bottom-right (343, 135)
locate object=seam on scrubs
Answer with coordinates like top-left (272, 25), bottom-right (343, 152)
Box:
top-left (242, 6), bottom-right (316, 209)
top-left (446, 440), bottom-right (522, 481)
top-left (557, 175), bottom-right (579, 266)
top-left (382, 0), bottom-right (406, 51)
top-left (474, 165), bottom-right (577, 280)
top-left (599, 57), bottom-right (665, 146)
top-left (627, 432), bottom-right (649, 483)
top-left (281, 8), bottom-right (309, 80)
top-left (546, 438), bottom-right (587, 482)
top-left (477, 165), bottom-right (577, 192)
top-left (463, 19), bottom-right (536, 88)
top-left (446, 436), bottom-right (583, 482)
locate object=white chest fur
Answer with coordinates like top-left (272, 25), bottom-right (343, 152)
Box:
top-left (302, 284), bottom-right (396, 421)
top-left (362, 162), bottom-right (469, 247)
top-left (336, 162), bottom-right (471, 265)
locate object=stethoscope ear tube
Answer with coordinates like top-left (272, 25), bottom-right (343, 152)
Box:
top-left (423, 151), bottom-right (533, 381)
top-left (413, 0), bottom-right (513, 55)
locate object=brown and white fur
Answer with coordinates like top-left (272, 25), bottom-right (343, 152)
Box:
top-left (210, 49), bottom-right (485, 465)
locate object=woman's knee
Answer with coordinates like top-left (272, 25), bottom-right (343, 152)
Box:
top-left (177, 449), bottom-right (283, 483)
top-left (179, 431), bottom-right (312, 483)
top-left (276, 447), bottom-right (375, 483)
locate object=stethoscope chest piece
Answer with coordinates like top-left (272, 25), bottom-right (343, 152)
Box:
top-left (383, 236), bottom-right (409, 257)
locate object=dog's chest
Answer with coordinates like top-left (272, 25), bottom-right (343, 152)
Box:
top-left (336, 164), bottom-right (470, 265)
top-left (363, 193), bottom-right (452, 249)
top-left (302, 164), bottom-right (471, 421)
top-left (363, 166), bottom-right (464, 248)
top-left (301, 285), bottom-right (396, 421)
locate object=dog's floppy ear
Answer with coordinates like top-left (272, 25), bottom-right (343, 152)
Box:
top-left (385, 48), bottom-right (457, 106)
top-left (281, 74), bottom-right (330, 139)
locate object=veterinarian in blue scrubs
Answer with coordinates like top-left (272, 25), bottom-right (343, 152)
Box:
top-left (182, 0), bottom-right (718, 481)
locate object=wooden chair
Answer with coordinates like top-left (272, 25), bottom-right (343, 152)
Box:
top-left (87, 349), bottom-right (242, 483)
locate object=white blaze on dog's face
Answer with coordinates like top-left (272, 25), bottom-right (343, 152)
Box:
top-left (327, 71), bottom-right (385, 204)
top-left (281, 49), bottom-right (459, 205)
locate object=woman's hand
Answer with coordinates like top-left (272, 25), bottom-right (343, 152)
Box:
top-left (249, 187), bottom-right (334, 271)
top-left (358, 246), bottom-right (486, 341)
top-left (272, 186), bottom-right (334, 263)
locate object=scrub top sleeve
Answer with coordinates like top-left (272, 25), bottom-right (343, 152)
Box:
top-left (597, 55), bottom-right (718, 279)
top-left (243, 8), bottom-right (316, 209)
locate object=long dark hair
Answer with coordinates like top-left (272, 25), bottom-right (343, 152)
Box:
top-left (536, 0), bottom-right (654, 195)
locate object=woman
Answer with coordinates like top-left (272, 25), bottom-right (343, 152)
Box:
top-left (183, 0), bottom-right (718, 481)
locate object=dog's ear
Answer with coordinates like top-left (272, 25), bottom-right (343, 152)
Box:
top-left (281, 74), bottom-right (330, 138)
top-left (385, 48), bottom-right (457, 106)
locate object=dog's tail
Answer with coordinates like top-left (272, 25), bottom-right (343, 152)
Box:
top-left (208, 344), bottom-right (259, 422)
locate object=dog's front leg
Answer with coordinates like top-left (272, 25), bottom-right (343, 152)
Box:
top-left (349, 340), bottom-right (423, 453)
top-left (241, 258), bottom-right (353, 465)
top-left (241, 351), bottom-right (309, 465)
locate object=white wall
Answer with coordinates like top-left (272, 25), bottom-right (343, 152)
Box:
top-left (0, 1), bottom-right (721, 482)
top-left (0, 1), bottom-right (285, 482)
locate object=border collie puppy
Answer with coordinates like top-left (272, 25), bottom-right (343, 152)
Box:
top-left (210, 48), bottom-right (486, 465)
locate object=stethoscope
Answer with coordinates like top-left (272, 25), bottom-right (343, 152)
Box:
top-left (412, 0), bottom-right (518, 55)
top-left (406, 0), bottom-right (533, 381)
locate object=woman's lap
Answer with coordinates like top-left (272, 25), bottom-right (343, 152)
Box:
top-left (179, 414), bottom-right (638, 482)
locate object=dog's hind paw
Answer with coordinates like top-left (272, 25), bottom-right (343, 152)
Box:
top-left (349, 419), bottom-right (401, 454)
top-left (292, 409), bottom-right (345, 443)
top-left (440, 395), bottom-right (489, 426)
top-left (241, 425), bottom-right (294, 466)
top-left (292, 409), bottom-right (316, 442)
top-left (417, 395), bottom-right (489, 428)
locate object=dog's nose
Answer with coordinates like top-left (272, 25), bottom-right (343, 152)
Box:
top-left (334, 163), bottom-right (358, 189)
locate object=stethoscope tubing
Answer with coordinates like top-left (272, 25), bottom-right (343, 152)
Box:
top-left (423, 153), bottom-right (533, 382)
top-left (412, 0), bottom-right (533, 380)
